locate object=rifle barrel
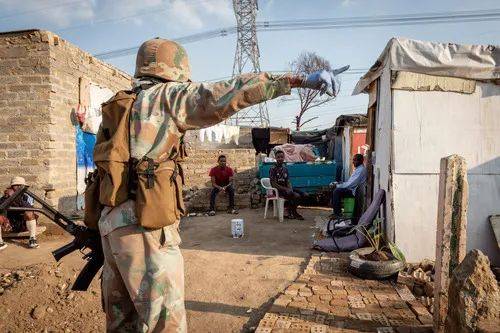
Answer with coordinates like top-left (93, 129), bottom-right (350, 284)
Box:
top-left (25, 189), bottom-right (75, 226)
top-left (72, 253), bottom-right (104, 291)
top-left (52, 241), bottom-right (79, 261)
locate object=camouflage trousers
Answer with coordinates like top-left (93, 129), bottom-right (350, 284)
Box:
top-left (101, 224), bottom-right (186, 332)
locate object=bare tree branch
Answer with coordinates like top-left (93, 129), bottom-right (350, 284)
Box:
top-left (289, 52), bottom-right (336, 130)
top-left (300, 116), bottom-right (319, 127)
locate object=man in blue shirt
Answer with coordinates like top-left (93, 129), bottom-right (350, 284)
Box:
top-left (331, 154), bottom-right (367, 216)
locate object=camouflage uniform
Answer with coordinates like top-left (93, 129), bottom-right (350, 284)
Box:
top-left (99, 39), bottom-right (295, 332)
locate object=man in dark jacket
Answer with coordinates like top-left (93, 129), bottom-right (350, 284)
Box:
top-left (269, 150), bottom-right (305, 219)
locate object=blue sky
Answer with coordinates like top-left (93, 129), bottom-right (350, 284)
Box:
top-left (1, 0), bottom-right (499, 130)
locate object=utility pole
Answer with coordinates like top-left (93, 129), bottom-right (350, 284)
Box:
top-left (230, 0), bottom-right (269, 127)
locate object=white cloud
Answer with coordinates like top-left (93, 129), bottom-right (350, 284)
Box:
top-left (109, 0), bottom-right (164, 17)
top-left (0, 0), bottom-right (234, 32)
top-left (0, 0), bottom-right (96, 28)
top-left (199, 0), bottom-right (234, 22)
top-left (341, 0), bottom-right (355, 7)
top-left (169, 0), bottom-right (204, 29)
top-left (165, 0), bottom-right (234, 31)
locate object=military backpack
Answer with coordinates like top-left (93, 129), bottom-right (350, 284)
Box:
top-left (84, 90), bottom-right (185, 230)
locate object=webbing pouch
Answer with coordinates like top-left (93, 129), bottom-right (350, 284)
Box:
top-left (83, 170), bottom-right (102, 230)
top-left (135, 160), bottom-right (185, 229)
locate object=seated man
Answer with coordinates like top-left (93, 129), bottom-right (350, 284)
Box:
top-left (269, 150), bottom-right (305, 220)
top-left (331, 154), bottom-right (367, 217)
top-left (0, 177), bottom-right (39, 250)
top-left (208, 155), bottom-right (238, 215)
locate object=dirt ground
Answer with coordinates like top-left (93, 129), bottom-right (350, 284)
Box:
top-left (0, 207), bottom-right (328, 333)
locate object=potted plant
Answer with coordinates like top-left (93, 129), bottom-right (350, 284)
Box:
top-left (348, 219), bottom-right (406, 280)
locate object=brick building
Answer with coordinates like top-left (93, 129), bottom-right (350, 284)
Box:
top-left (0, 29), bottom-right (131, 211)
top-left (0, 29), bottom-right (258, 212)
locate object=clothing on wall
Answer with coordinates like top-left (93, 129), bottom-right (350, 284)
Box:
top-left (77, 82), bottom-right (114, 135)
top-left (76, 80), bottom-right (114, 210)
top-left (76, 126), bottom-right (96, 210)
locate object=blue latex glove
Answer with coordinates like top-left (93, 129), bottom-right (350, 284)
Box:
top-left (303, 65), bottom-right (350, 96)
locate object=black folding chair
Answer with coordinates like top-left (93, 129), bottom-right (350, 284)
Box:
top-left (313, 189), bottom-right (386, 252)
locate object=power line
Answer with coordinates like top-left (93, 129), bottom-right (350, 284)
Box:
top-left (95, 27), bottom-right (236, 59)
top-left (257, 8), bottom-right (500, 28)
top-left (94, 8), bottom-right (500, 60)
top-left (272, 105), bottom-right (366, 121)
top-left (56, 6), bottom-right (166, 33)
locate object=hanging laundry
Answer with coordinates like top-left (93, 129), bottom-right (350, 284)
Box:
top-left (223, 126), bottom-right (231, 144)
top-left (212, 125), bottom-right (224, 142)
top-left (252, 128), bottom-right (271, 154)
top-left (223, 125), bottom-right (240, 145)
top-left (199, 127), bottom-right (207, 142)
top-left (76, 126), bottom-right (96, 210)
top-left (199, 124), bottom-right (240, 144)
top-left (78, 82), bottom-right (113, 135)
top-left (199, 126), bottom-right (216, 142)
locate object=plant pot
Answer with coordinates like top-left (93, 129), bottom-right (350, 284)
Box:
top-left (348, 247), bottom-right (405, 280)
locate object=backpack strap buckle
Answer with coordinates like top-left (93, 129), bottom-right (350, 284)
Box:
top-left (144, 158), bottom-right (158, 189)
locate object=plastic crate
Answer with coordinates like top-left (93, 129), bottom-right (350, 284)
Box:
top-left (342, 197), bottom-right (355, 217)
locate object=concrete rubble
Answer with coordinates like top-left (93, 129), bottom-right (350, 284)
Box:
top-left (444, 249), bottom-right (500, 333)
top-left (397, 260), bottom-right (435, 315)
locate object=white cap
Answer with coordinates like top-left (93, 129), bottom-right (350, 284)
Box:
top-left (10, 176), bottom-right (26, 186)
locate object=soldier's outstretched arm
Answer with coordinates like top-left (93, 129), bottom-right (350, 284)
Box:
top-left (163, 72), bottom-right (304, 131)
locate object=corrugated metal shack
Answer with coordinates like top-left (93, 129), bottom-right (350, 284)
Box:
top-left (353, 37), bottom-right (500, 264)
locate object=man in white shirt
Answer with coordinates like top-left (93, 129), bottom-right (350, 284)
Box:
top-left (331, 154), bottom-right (367, 216)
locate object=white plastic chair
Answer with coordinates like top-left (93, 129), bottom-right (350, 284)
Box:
top-left (260, 178), bottom-right (285, 222)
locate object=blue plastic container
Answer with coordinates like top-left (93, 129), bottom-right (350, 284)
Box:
top-left (259, 161), bottom-right (337, 194)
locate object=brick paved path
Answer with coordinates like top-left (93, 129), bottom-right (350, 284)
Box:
top-left (254, 253), bottom-right (433, 333)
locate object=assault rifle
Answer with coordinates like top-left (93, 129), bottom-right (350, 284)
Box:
top-left (0, 185), bottom-right (103, 291)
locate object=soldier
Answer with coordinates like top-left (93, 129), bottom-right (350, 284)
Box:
top-left (98, 38), bottom-right (347, 332)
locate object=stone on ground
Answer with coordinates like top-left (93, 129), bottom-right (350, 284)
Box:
top-left (444, 249), bottom-right (500, 333)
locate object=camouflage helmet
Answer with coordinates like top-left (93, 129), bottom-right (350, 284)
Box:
top-left (134, 38), bottom-right (191, 82)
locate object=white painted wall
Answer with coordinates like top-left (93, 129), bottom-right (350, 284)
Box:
top-left (392, 174), bottom-right (440, 261)
top-left (467, 174), bottom-right (500, 264)
top-left (391, 82), bottom-right (500, 264)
